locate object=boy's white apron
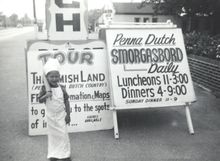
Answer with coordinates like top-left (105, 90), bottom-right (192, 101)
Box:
top-left (46, 85), bottom-right (71, 159)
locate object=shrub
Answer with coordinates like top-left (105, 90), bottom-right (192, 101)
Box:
top-left (184, 32), bottom-right (220, 60)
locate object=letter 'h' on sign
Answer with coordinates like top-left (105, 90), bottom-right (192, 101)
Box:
top-left (56, 13), bottom-right (80, 31)
top-left (46, 0), bottom-right (88, 40)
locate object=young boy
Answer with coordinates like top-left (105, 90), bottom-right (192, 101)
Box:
top-left (39, 58), bottom-right (72, 161)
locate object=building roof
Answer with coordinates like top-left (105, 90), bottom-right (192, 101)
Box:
top-left (113, 2), bottom-right (155, 15)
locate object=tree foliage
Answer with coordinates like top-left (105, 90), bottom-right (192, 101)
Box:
top-left (88, 9), bottom-right (104, 32)
top-left (141, 0), bottom-right (220, 16)
top-left (20, 14), bottom-right (32, 25)
top-left (9, 14), bottom-right (19, 27)
top-left (0, 12), bottom-right (32, 28)
top-left (140, 0), bottom-right (220, 34)
top-left (88, 9), bottom-right (103, 23)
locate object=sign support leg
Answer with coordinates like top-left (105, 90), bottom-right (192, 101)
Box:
top-left (185, 103), bottom-right (194, 135)
top-left (113, 110), bottom-right (119, 139)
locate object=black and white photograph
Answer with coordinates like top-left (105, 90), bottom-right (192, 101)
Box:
top-left (0, 0), bottom-right (220, 161)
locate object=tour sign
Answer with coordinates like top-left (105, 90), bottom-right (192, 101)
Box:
top-left (105, 28), bottom-right (196, 109)
top-left (26, 40), bottom-right (113, 135)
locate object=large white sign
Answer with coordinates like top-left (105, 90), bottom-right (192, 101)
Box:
top-left (46, 0), bottom-right (88, 40)
top-left (105, 28), bottom-right (196, 109)
top-left (26, 40), bottom-right (113, 135)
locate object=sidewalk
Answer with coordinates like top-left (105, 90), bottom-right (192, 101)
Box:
top-left (0, 26), bottom-right (34, 40)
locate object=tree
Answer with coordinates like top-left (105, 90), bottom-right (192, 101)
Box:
top-left (9, 14), bottom-right (19, 27)
top-left (140, 0), bottom-right (220, 34)
top-left (0, 12), bottom-right (6, 28)
top-left (20, 14), bottom-right (32, 26)
top-left (88, 9), bottom-right (104, 32)
top-left (0, 12), bottom-right (3, 27)
top-left (141, 0), bottom-right (219, 16)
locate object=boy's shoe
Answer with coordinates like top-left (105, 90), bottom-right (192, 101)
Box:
top-left (64, 157), bottom-right (72, 161)
top-left (49, 158), bottom-right (57, 161)
top-left (56, 158), bottom-right (72, 161)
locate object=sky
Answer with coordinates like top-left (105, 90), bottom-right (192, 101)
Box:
top-left (0, 0), bottom-right (142, 20)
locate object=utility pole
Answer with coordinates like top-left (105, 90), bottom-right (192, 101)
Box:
top-left (33, 0), bottom-right (38, 39)
top-left (33, 0), bottom-right (37, 24)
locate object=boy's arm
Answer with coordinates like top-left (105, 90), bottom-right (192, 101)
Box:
top-left (63, 88), bottom-right (70, 115)
top-left (65, 101), bottom-right (71, 125)
top-left (65, 99), bottom-right (71, 116)
top-left (62, 86), bottom-right (71, 124)
top-left (38, 85), bottom-right (52, 103)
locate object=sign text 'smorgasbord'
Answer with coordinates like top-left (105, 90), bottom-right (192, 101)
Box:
top-left (105, 28), bottom-right (196, 109)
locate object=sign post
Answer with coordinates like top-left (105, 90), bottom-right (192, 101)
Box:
top-left (102, 23), bottom-right (196, 139)
top-left (112, 110), bottom-right (119, 139)
top-left (185, 103), bottom-right (194, 134)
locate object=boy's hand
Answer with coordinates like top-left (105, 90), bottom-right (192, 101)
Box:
top-left (65, 114), bottom-right (71, 125)
top-left (45, 91), bottom-right (52, 98)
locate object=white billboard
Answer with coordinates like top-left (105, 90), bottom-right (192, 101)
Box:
top-left (105, 28), bottom-right (196, 109)
top-left (26, 40), bottom-right (113, 135)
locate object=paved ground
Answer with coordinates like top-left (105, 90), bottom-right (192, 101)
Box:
top-left (0, 27), bottom-right (34, 40)
top-left (0, 28), bottom-right (220, 161)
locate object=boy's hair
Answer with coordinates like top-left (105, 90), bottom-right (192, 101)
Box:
top-left (46, 70), bottom-right (60, 77)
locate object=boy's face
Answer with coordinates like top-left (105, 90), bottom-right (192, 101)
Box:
top-left (46, 71), bottom-right (60, 86)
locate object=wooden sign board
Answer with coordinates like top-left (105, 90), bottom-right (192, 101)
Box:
top-left (26, 40), bottom-right (113, 135)
top-left (46, 0), bottom-right (88, 40)
top-left (105, 28), bottom-right (196, 109)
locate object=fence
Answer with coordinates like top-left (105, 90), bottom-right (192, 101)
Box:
top-left (188, 55), bottom-right (220, 93)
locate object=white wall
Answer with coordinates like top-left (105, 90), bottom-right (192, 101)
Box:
top-left (112, 14), bottom-right (180, 26)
